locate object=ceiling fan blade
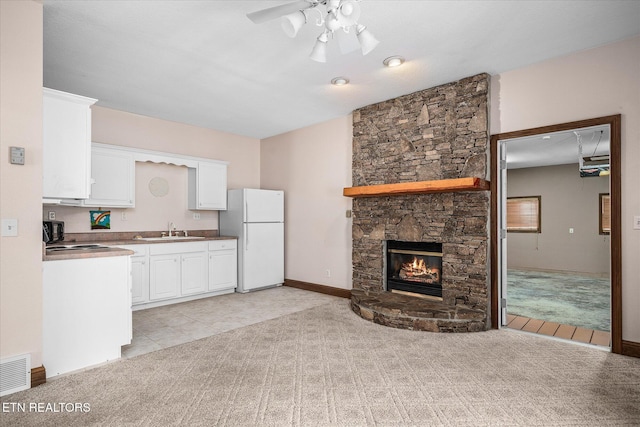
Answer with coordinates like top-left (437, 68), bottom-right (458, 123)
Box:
top-left (247, 1), bottom-right (316, 24)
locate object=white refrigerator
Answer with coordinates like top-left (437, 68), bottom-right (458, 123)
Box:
top-left (220, 189), bottom-right (284, 293)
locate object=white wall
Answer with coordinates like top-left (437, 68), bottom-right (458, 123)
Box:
top-left (0, 0), bottom-right (43, 367)
top-left (491, 35), bottom-right (640, 342)
top-left (260, 116), bottom-right (353, 290)
top-left (48, 106), bottom-right (262, 233)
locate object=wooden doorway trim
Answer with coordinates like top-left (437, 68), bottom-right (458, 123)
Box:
top-left (490, 114), bottom-right (622, 354)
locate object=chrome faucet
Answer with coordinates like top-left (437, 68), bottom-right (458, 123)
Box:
top-left (168, 222), bottom-right (176, 237)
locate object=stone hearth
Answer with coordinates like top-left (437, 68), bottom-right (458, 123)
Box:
top-left (351, 289), bottom-right (486, 332)
top-left (348, 73), bottom-right (491, 332)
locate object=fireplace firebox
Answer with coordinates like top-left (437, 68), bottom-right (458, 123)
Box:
top-left (385, 240), bottom-right (443, 298)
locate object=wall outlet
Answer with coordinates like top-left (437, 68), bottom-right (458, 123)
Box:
top-left (634, 215), bottom-right (640, 230)
top-left (48, 211), bottom-right (55, 220)
top-left (193, 213), bottom-right (201, 220)
top-left (121, 212), bottom-right (128, 221)
top-left (325, 269), bottom-right (331, 278)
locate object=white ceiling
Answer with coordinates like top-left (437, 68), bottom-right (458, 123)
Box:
top-left (43, 1), bottom-right (640, 140)
top-left (503, 125), bottom-right (610, 169)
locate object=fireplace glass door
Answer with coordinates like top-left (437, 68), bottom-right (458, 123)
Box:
top-left (386, 241), bottom-right (443, 298)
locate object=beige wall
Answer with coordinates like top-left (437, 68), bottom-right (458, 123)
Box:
top-left (91, 106), bottom-right (261, 189)
top-left (507, 164), bottom-right (610, 275)
top-left (491, 35), bottom-right (640, 342)
top-left (49, 106), bottom-right (261, 233)
top-left (51, 162), bottom-right (218, 233)
top-left (0, 1), bottom-right (44, 367)
top-left (260, 116), bottom-right (353, 290)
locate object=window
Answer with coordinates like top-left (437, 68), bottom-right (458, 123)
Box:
top-left (507, 196), bottom-right (541, 233)
top-left (600, 193), bottom-right (610, 235)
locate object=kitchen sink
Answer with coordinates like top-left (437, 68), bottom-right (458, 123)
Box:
top-left (136, 236), bottom-right (206, 241)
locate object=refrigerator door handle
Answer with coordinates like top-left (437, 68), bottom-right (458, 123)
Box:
top-left (245, 224), bottom-right (249, 250)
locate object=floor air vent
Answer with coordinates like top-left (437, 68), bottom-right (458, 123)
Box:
top-left (0, 354), bottom-right (31, 396)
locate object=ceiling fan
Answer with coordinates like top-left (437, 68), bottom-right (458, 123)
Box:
top-left (247, 0), bottom-right (379, 62)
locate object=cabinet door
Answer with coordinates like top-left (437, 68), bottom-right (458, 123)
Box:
top-left (189, 162), bottom-right (227, 210)
top-left (149, 254), bottom-right (180, 301)
top-left (130, 256), bottom-right (149, 305)
top-left (181, 252), bottom-right (208, 295)
top-left (43, 88), bottom-right (96, 199)
top-left (209, 249), bottom-right (237, 291)
top-left (84, 146), bottom-right (135, 207)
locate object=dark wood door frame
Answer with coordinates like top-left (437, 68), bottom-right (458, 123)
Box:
top-left (490, 114), bottom-right (622, 354)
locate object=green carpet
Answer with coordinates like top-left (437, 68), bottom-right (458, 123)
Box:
top-left (507, 269), bottom-right (610, 331)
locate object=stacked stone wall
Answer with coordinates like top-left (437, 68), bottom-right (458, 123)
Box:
top-left (351, 73), bottom-right (490, 314)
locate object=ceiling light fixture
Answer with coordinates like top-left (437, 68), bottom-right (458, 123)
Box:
top-left (383, 55), bottom-right (405, 67)
top-left (331, 76), bottom-right (349, 86)
top-left (247, 1), bottom-right (379, 63)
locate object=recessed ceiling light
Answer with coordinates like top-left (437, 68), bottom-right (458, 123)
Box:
top-left (383, 55), bottom-right (405, 67)
top-left (331, 77), bottom-right (350, 86)
top-left (542, 135), bottom-right (551, 140)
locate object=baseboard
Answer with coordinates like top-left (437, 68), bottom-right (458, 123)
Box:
top-left (31, 366), bottom-right (46, 388)
top-left (622, 340), bottom-right (640, 358)
top-left (284, 279), bottom-right (351, 299)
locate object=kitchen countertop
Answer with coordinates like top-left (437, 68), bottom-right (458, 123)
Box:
top-left (43, 245), bottom-right (135, 261)
top-left (43, 231), bottom-right (238, 261)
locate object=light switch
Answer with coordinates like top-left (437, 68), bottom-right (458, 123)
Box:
top-left (634, 216), bottom-right (640, 230)
top-left (1, 219), bottom-right (18, 236)
top-left (9, 147), bottom-right (25, 165)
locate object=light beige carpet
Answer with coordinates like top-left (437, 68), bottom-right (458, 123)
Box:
top-left (1, 300), bottom-right (639, 426)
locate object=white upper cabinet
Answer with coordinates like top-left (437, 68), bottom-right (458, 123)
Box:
top-left (43, 88), bottom-right (97, 200)
top-left (188, 161), bottom-right (227, 210)
top-left (84, 144), bottom-right (135, 207)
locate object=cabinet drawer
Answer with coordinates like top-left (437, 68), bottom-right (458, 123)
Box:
top-left (118, 244), bottom-right (148, 256)
top-left (208, 239), bottom-right (237, 251)
top-left (149, 241), bottom-right (208, 255)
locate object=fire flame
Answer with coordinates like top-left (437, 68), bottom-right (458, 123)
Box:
top-left (399, 257), bottom-right (440, 283)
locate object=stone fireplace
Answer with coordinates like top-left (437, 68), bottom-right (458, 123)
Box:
top-left (346, 73), bottom-right (491, 332)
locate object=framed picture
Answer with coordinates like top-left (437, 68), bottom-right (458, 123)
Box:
top-left (90, 210), bottom-right (111, 230)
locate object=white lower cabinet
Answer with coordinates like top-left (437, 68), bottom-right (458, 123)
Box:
top-left (120, 245), bottom-right (149, 304)
top-left (131, 256), bottom-right (149, 304)
top-left (181, 251), bottom-right (208, 295)
top-left (121, 240), bottom-right (235, 309)
top-left (209, 240), bottom-right (238, 291)
top-left (149, 254), bottom-right (181, 301)
top-left (43, 255), bottom-right (131, 377)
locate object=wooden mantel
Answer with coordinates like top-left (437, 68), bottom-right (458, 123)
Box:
top-left (343, 177), bottom-right (490, 198)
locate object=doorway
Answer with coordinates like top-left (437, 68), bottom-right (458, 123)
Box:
top-left (490, 115), bottom-right (622, 354)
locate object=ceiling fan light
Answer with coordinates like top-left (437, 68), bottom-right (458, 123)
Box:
top-left (356, 24), bottom-right (379, 55)
top-left (310, 32), bottom-right (329, 62)
top-left (281, 11), bottom-right (306, 38)
top-left (338, 1), bottom-right (361, 26)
